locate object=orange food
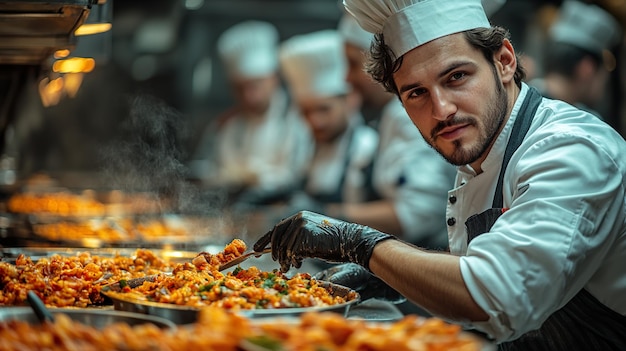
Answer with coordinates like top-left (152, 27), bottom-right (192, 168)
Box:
top-left (106, 265), bottom-right (356, 310)
top-left (192, 238), bottom-right (246, 268)
top-left (108, 239), bottom-right (355, 310)
top-left (0, 249), bottom-right (174, 307)
top-left (0, 308), bottom-right (485, 351)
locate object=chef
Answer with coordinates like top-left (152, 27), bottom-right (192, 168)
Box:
top-left (529, 0), bottom-right (622, 120)
top-left (188, 20), bottom-right (311, 202)
top-left (279, 30), bottom-right (378, 207)
top-left (334, 13), bottom-right (454, 250)
top-left (253, 0), bottom-right (626, 349)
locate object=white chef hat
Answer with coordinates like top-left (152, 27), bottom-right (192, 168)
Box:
top-left (339, 0), bottom-right (504, 52)
top-left (217, 20), bottom-right (279, 79)
top-left (279, 30), bottom-right (350, 100)
top-left (343, 0), bottom-right (491, 58)
top-left (549, 0), bottom-right (622, 55)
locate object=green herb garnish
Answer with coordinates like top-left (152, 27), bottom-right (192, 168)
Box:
top-left (243, 336), bottom-right (284, 351)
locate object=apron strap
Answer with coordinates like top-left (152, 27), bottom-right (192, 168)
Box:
top-left (304, 127), bottom-right (356, 204)
top-left (492, 87), bottom-right (543, 208)
top-left (466, 87), bottom-right (544, 243)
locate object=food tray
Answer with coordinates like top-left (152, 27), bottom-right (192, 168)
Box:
top-left (101, 279), bottom-right (361, 325)
top-left (0, 307), bottom-right (176, 330)
top-left (0, 246), bottom-right (220, 265)
top-left (3, 212), bottom-right (234, 251)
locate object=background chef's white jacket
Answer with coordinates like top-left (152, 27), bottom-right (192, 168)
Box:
top-left (190, 88), bottom-right (311, 192)
top-left (447, 84), bottom-right (626, 342)
top-left (375, 99), bottom-right (455, 248)
top-left (305, 114), bottom-right (378, 203)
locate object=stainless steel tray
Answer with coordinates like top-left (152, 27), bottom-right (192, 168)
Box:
top-left (101, 279), bottom-right (361, 325)
top-left (0, 307), bottom-right (176, 330)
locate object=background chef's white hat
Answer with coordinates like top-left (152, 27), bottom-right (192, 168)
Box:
top-left (280, 30), bottom-right (350, 100)
top-left (217, 20), bottom-right (279, 79)
top-left (338, 12), bottom-right (374, 51)
top-left (343, 0), bottom-right (491, 58)
top-left (549, 0), bottom-right (622, 55)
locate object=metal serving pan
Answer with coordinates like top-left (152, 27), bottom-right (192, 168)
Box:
top-left (0, 307), bottom-right (176, 329)
top-left (101, 278), bottom-right (360, 325)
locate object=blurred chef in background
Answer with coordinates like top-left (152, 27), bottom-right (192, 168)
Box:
top-left (334, 13), bottom-right (454, 250)
top-left (188, 20), bottom-right (311, 204)
top-left (278, 30), bottom-right (378, 213)
top-left (529, 0), bottom-right (623, 120)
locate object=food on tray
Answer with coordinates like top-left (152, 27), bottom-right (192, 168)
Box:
top-left (0, 249), bottom-right (175, 307)
top-left (192, 237), bottom-right (246, 268)
top-left (0, 307), bottom-right (487, 351)
top-left (32, 218), bottom-right (190, 243)
top-left (105, 266), bottom-right (355, 310)
top-left (7, 192), bottom-right (106, 216)
top-left (105, 239), bottom-right (357, 310)
top-left (7, 190), bottom-right (169, 217)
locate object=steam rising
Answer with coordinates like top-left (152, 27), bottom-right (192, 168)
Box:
top-left (99, 94), bottom-right (234, 242)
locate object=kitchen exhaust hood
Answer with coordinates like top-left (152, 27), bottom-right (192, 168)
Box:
top-left (0, 0), bottom-right (98, 66)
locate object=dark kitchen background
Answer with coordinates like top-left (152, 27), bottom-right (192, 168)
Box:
top-left (2, 0), bottom-right (625, 186)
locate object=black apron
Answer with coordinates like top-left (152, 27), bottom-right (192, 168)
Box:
top-left (464, 87), bottom-right (626, 350)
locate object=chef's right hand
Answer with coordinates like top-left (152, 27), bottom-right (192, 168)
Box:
top-left (314, 263), bottom-right (406, 304)
top-left (253, 211), bottom-right (396, 273)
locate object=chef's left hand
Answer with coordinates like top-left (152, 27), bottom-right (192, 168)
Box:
top-left (314, 263), bottom-right (406, 304)
top-left (253, 210), bottom-right (396, 273)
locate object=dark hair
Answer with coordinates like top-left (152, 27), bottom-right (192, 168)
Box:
top-left (544, 41), bottom-right (602, 76)
top-left (366, 26), bottom-right (526, 96)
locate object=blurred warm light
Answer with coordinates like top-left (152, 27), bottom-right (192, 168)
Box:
top-left (39, 77), bottom-right (65, 107)
top-left (64, 72), bottom-right (85, 98)
top-left (53, 57), bottom-right (96, 73)
top-left (54, 49), bottom-right (71, 59)
top-left (602, 49), bottom-right (617, 72)
top-left (75, 23), bottom-right (112, 36)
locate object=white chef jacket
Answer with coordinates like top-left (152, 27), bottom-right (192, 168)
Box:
top-left (446, 83), bottom-right (626, 341)
top-left (305, 114), bottom-right (378, 203)
top-left (189, 88), bottom-right (312, 192)
top-left (374, 99), bottom-right (455, 248)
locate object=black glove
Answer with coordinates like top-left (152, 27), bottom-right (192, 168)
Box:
top-left (314, 263), bottom-right (406, 304)
top-left (253, 210), bottom-right (396, 273)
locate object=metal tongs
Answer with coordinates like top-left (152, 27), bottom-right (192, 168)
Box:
top-left (217, 247), bottom-right (272, 271)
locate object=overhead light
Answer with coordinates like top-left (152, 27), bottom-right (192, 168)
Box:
top-left (54, 50), bottom-right (71, 59)
top-left (75, 23), bottom-right (112, 36)
top-left (52, 57), bottom-right (96, 74)
top-left (75, 0), bottom-right (113, 36)
top-left (39, 77), bottom-right (65, 107)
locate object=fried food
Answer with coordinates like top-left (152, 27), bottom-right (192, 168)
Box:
top-left (0, 308), bottom-right (485, 351)
top-left (107, 239), bottom-right (356, 310)
top-left (0, 249), bottom-right (174, 307)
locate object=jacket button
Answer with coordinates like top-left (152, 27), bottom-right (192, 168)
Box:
top-left (449, 195), bottom-right (457, 204)
top-left (447, 217), bottom-right (456, 226)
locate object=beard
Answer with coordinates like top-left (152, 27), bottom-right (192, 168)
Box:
top-left (425, 68), bottom-right (509, 166)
